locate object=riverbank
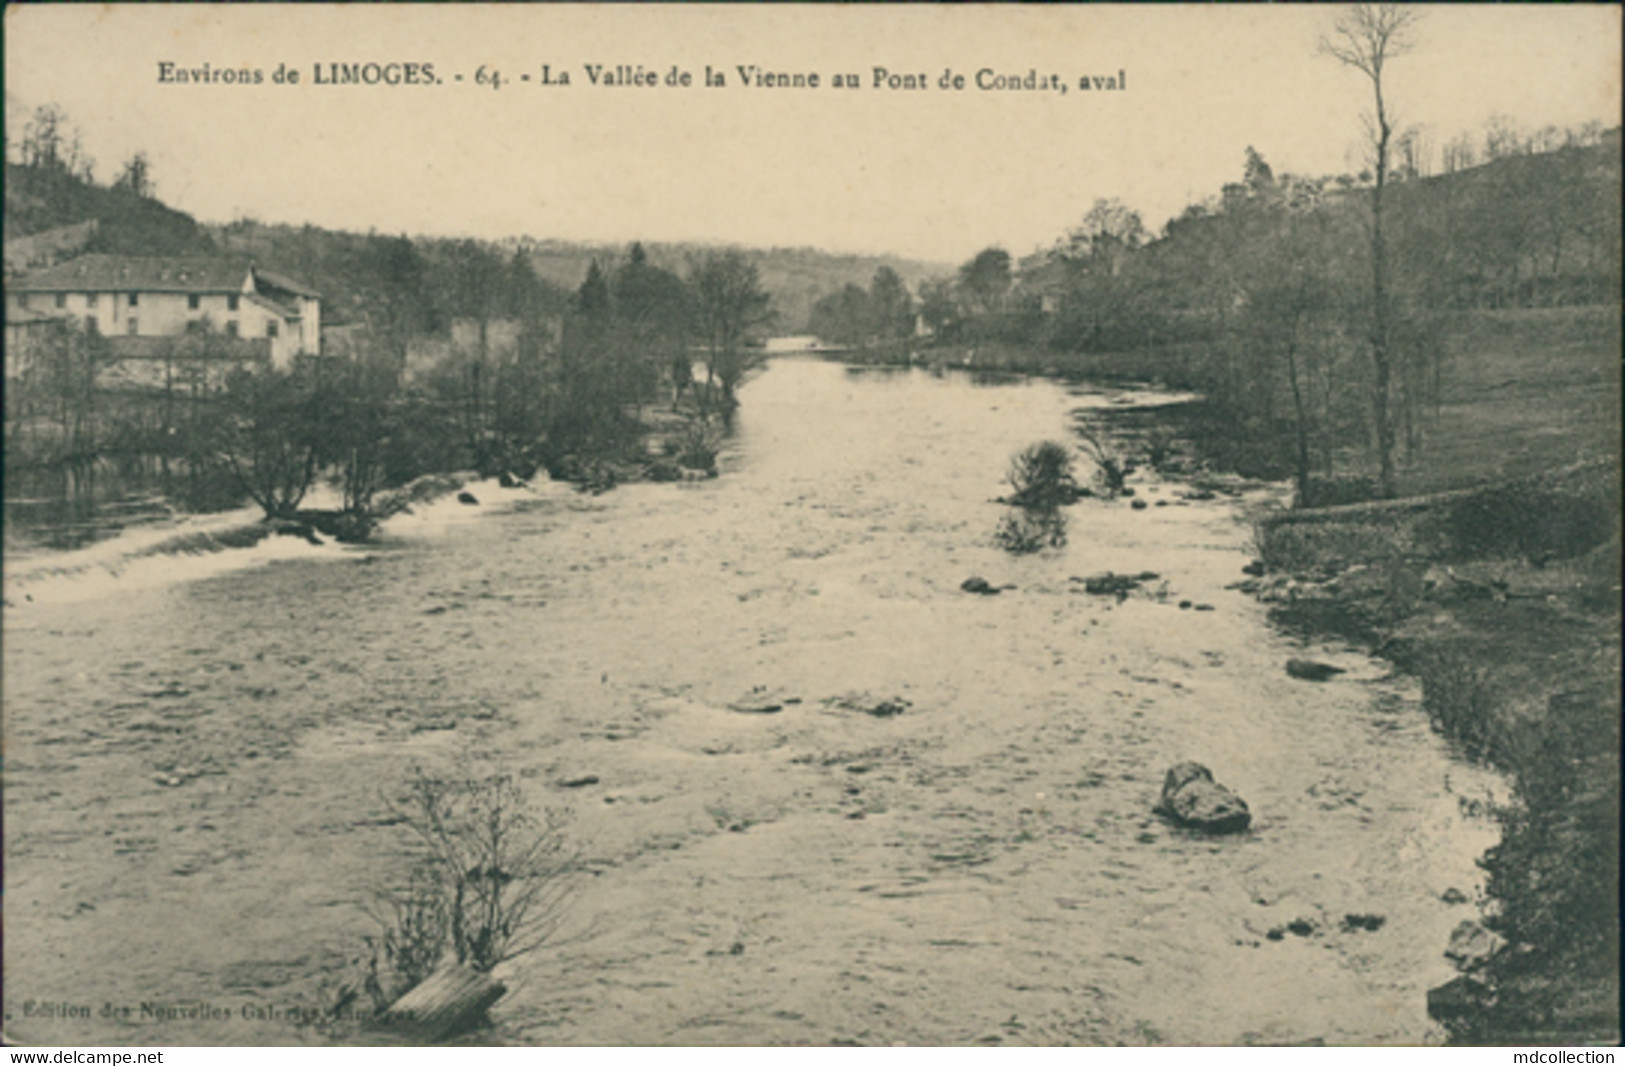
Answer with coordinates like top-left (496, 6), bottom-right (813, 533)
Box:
top-left (1244, 460), bottom-right (1620, 1043)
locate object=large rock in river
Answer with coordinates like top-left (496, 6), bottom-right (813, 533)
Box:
top-left (1286, 658), bottom-right (1346, 682)
top-left (1154, 762), bottom-right (1252, 833)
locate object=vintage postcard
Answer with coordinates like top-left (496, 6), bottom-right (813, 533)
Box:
top-left (4, 3), bottom-right (1619, 1050)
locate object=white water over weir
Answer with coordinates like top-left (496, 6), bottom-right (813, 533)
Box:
top-left (2, 356), bottom-right (1505, 1045)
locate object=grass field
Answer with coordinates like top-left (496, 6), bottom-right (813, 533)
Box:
top-left (1401, 306), bottom-right (1621, 495)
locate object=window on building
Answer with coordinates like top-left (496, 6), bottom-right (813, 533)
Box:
top-left (85, 316), bottom-right (99, 334)
top-left (225, 321), bottom-right (239, 339)
top-left (127, 318), bottom-right (139, 335)
top-left (188, 294), bottom-right (201, 311)
top-left (87, 293), bottom-right (99, 308)
top-left (128, 293), bottom-right (139, 308)
top-left (56, 294), bottom-right (67, 309)
top-left (266, 321), bottom-right (280, 339)
top-left (185, 320), bottom-right (205, 334)
top-left (227, 295), bottom-right (240, 312)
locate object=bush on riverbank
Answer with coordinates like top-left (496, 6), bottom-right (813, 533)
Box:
top-left (1442, 484), bottom-right (1617, 563)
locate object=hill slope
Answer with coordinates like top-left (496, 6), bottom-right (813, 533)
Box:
top-left (3, 163), bottom-right (213, 262)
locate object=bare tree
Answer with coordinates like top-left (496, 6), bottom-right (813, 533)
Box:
top-left (1320, 2), bottom-right (1420, 498)
top-left (21, 103), bottom-right (66, 170)
top-left (115, 151), bottom-right (154, 198)
top-left (687, 250), bottom-right (772, 419)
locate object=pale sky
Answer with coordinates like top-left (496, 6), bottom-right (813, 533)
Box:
top-left (5, 4), bottom-right (1620, 266)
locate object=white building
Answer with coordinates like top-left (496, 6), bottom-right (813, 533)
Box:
top-left (7, 254), bottom-right (321, 370)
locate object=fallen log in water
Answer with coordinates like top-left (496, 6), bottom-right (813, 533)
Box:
top-left (376, 963), bottom-right (506, 1043)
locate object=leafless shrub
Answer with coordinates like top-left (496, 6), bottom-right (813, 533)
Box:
top-left (365, 764), bottom-right (577, 1002)
top-left (361, 863), bottom-right (450, 1010)
top-left (671, 413), bottom-right (721, 473)
top-left (1075, 424), bottom-right (1126, 497)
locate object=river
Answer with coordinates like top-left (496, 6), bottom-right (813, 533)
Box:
top-left (2, 355), bottom-right (1505, 1046)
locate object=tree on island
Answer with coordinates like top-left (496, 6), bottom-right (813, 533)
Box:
top-left (687, 250), bottom-right (773, 420)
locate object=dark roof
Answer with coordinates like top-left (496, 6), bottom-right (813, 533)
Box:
top-left (12, 255), bottom-right (321, 301)
top-left (12, 254), bottom-right (252, 294)
top-left (245, 291), bottom-right (300, 319)
top-left (252, 267), bottom-right (321, 299)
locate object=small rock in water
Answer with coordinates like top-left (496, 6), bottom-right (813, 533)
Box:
top-left (457, 491), bottom-right (479, 506)
top-left (559, 775), bottom-right (600, 789)
top-left (1081, 572), bottom-right (1143, 596)
top-left (729, 685), bottom-right (786, 714)
top-left (865, 697), bottom-right (910, 718)
top-left (1153, 762), bottom-right (1251, 833)
top-left (1178, 600), bottom-right (1193, 610)
top-left (412, 718), bottom-right (457, 733)
top-left (498, 472), bottom-right (519, 488)
top-left (1427, 974), bottom-right (1495, 1028)
top-left (1286, 659), bottom-right (1346, 682)
top-left (1342, 913), bottom-right (1386, 933)
top-left (1131, 498), bottom-right (1148, 510)
top-left (1194, 603), bottom-right (1216, 612)
top-left (827, 692), bottom-right (910, 718)
top-left (1440, 887), bottom-right (1470, 905)
top-left (1242, 560), bottom-right (1266, 577)
top-left (960, 576), bottom-right (1000, 595)
top-left (269, 519), bottom-right (324, 546)
top-left (1445, 920), bottom-right (1504, 971)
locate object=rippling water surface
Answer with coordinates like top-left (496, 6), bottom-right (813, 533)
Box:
top-left (3, 357), bottom-right (1505, 1045)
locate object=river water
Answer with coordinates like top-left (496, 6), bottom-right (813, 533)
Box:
top-left (2, 356), bottom-right (1505, 1046)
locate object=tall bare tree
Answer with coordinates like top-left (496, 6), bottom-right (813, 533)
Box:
top-left (1321, 3), bottom-right (1419, 498)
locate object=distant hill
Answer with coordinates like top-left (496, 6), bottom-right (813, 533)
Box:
top-left (3, 162), bottom-right (213, 264)
top-left (5, 158), bottom-right (948, 332)
top-left (500, 238), bottom-right (950, 332)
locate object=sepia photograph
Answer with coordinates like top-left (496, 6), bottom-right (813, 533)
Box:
top-left (3, 3), bottom-right (1620, 1050)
